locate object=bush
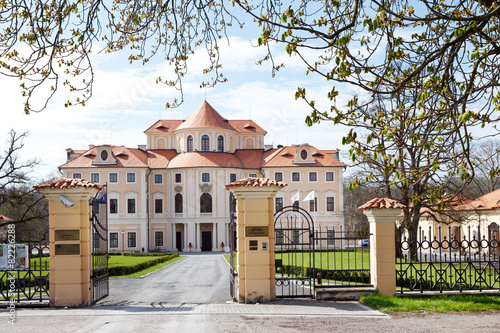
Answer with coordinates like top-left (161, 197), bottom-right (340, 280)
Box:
top-left (277, 264), bottom-right (370, 284)
top-left (108, 253), bottom-right (179, 276)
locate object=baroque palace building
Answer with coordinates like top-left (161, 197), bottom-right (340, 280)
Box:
top-left (60, 101), bottom-right (345, 252)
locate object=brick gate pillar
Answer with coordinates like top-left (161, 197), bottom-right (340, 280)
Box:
top-left (34, 178), bottom-right (102, 307)
top-left (225, 178), bottom-right (286, 303)
top-left (359, 198), bottom-right (405, 296)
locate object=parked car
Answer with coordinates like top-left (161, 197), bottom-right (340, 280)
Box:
top-left (361, 239), bottom-right (370, 247)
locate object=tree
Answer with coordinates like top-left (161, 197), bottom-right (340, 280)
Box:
top-left (2, 1), bottom-right (499, 203)
top-left (0, 130), bottom-right (46, 239)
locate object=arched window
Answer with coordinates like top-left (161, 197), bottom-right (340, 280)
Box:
top-left (201, 135), bottom-right (210, 151)
top-left (217, 135), bottom-right (224, 152)
top-left (200, 193), bottom-right (212, 213)
top-left (175, 193), bottom-right (183, 213)
top-left (187, 136), bottom-right (193, 152)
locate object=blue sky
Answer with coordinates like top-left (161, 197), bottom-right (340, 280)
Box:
top-left (0, 33), bottom-right (354, 181)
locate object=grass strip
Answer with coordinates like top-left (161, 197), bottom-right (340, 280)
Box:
top-left (360, 293), bottom-right (500, 313)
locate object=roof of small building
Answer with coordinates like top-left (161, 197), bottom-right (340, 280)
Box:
top-left (224, 177), bottom-right (287, 189)
top-left (34, 178), bottom-right (103, 190)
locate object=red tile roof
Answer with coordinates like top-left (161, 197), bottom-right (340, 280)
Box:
top-left (60, 146), bottom-right (148, 168)
top-left (358, 198), bottom-right (406, 210)
top-left (0, 215), bottom-right (14, 223)
top-left (263, 146), bottom-right (345, 167)
top-left (234, 149), bottom-right (264, 169)
top-left (176, 101), bottom-right (236, 131)
top-left (225, 177), bottom-right (287, 189)
top-left (167, 152), bottom-right (245, 169)
top-left (143, 102), bottom-right (266, 134)
top-left (34, 178), bottom-right (103, 190)
top-left (147, 150), bottom-right (178, 169)
top-left (144, 120), bottom-right (183, 133)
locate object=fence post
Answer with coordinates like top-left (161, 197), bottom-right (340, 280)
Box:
top-left (34, 179), bottom-right (101, 307)
top-left (225, 178), bottom-right (286, 303)
top-left (359, 198), bottom-right (404, 296)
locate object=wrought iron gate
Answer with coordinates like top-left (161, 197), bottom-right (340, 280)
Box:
top-left (274, 206), bottom-right (315, 298)
top-left (228, 192), bottom-right (238, 301)
top-left (91, 187), bottom-right (109, 304)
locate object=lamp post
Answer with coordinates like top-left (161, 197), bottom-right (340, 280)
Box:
top-left (122, 230), bottom-right (125, 253)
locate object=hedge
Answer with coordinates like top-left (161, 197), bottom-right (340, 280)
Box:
top-left (107, 252), bottom-right (172, 257)
top-left (277, 264), bottom-right (370, 284)
top-left (108, 253), bottom-right (179, 276)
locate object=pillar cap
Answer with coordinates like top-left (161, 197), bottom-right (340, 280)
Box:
top-left (224, 177), bottom-right (287, 190)
top-left (358, 197), bottom-right (405, 210)
top-left (34, 178), bottom-right (102, 191)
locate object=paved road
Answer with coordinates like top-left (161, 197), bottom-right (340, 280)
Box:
top-left (100, 253), bottom-right (231, 306)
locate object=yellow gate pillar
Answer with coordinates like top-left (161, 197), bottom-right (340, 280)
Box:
top-left (34, 178), bottom-right (102, 307)
top-left (359, 198), bottom-right (405, 296)
top-left (225, 178), bottom-right (286, 303)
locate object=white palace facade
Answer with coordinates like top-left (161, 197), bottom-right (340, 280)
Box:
top-left (60, 101), bottom-right (345, 252)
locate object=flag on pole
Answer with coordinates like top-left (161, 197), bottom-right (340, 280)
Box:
top-left (303, 190), bottom-right (315, 201)
top-left (291, 191), bottom-right (300, 203)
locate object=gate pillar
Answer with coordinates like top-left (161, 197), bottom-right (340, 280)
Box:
top-left (225, 178), bottom-right (286, 303)
top-left (359, 198), bottom-right (404, 296)
top-left (35, 178), bottom-right (101, 307)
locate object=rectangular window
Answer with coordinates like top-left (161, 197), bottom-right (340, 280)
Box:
top-left (327, 229), bottom-right (335, 245)
top-left (128, 232), bottom-right (136, 248)
top-left (109, 173), bottom-right (118, 183)
top-left (309, 197), bottom-right (317, 212)
top-left (91, 173), bottom-right (99, 183)
top-left (249, 173), bottom-right (257, 178)
top-left (292, 172), bottom-right (300, 182)
top-left (127, 198), bottom-right (136, 214)
top-left (230, 173), bottom-right (236, 183)
top-left (326, 172), bottom-right (334, 182)
top-left (155, 231), bottom-right (164, 247)
top-left (127, 172), bottom-right (135, 183)
top-left (292, 200), bottom-right (299, 212)
top-left (110, 199), bottom-right (118, 214)
top-left (327, 197), bottom-right (335, 211)
top-left (155, 199), bottom-right (163, 214)
top-left (275, 197), bottom-right (283, 212)
top-left (202, 173), bottom-right (210, 183)
top-left (175, 173), bottom-right (182, 183)
top-left (275, 172), bottom-right (283, 182)
top-left (110, 233), bottom-right (118, 248)
top-left (73, 173), bottom-right (82, 179)
top-left (309, 172), bottom-right (317, 182)
top-left (154, 174), bottom-right (163, 184)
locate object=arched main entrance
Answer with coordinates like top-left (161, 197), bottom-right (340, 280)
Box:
top-left (274, 206), bottom-right (314, 298)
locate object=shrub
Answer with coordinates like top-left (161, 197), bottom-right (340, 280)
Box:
top-left (108, 253), bottom-right (179, 276)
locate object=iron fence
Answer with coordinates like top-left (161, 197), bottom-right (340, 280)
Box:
top-left (396, 225), bottom-right (500, 293)
top-left (313, 227), bottom-right (370, 288)
top-left (0, 231), bottom-right (50, 306)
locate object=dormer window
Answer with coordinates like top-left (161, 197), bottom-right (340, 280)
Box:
top-left (300, 149), bottom-right (308, 160)
top-left (101, 150), bottom-right (108, 161)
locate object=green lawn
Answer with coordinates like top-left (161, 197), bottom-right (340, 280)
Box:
top-left (278, 250), bottom-right (370, 270)
top-left (112, 256), bottom-right (184, 278)
top-left (108, 255), bottom-right (162, 267)
top-left (361, 293), bottom-right (500, 313)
